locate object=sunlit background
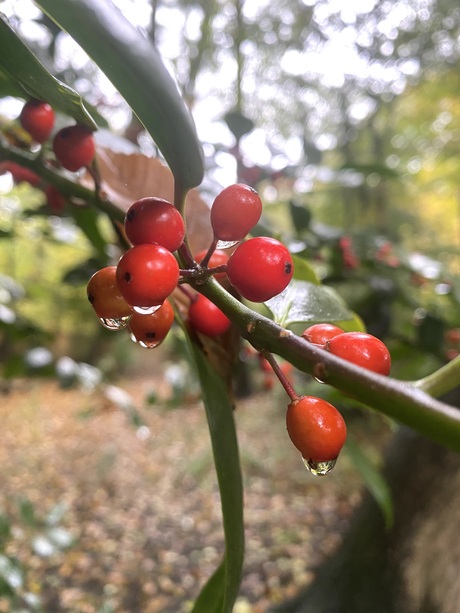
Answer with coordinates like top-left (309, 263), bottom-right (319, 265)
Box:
top-left (2, 0), bottom-right (460, 243)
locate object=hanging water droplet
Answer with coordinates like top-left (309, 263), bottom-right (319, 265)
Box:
top-left (216, 239), bottom-right (240, 249)
top-left (132, 305), bottom-right (161, 315)
top-left (313, 363), bottom-right (327, 385)
top-left (129, 332), bottom-right (162, 349)
top-left (302, 457), bottom-right (337, 476)
top-left (99, 316), bottom-right (131, 330)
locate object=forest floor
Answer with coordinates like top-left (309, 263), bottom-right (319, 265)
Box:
top-left (0, 369), bottom-right (386, 613)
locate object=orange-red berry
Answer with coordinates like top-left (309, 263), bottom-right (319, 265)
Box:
top-left (20, 99), bottom-right (55, 144)
top-left (286, 396), bottom-right (346, 462)
top-left (326, 331), bottom-right (391, 376)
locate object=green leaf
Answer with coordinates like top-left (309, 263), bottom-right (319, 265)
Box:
top-left (335, 312), bottom-right (367, 333)
top-left (186, 339), bottom-right (244, 613)
top-left (190, 562), bottom-right (225, 612)
top-left (0, 555), bottom-right (23, 591)
top-left (0, 16), bottom-right (97, 129)
top-left (35, 0), bottom-right (204, 190)
top-left (340, 162), bottom-right (401, 180)
top-left (265, 280), bottom-right (352, 327)
top-left (224, 110), bottom-right (254, 140)
top-left (0, 514), bottom-right (11, 547)
top-left (345, 436), bottom-right (393, 529)
top-left (71, 206), bottom-right (108, 259)
top-left (292, 254), bottom-right (320, 285)
top-left (289, 200), bottom-right (311, 233)
top-left (17, 497), bottom-right (37, 527)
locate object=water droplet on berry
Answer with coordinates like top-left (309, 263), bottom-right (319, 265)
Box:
top-left (99, 316), bottom-right (131, 330)
top-left (302, 457), bottom-right (337, 476)
top-left (216, 239), bottom-right (240, 249)
top-left (313, 376), bottom-right (325, 384)
top-left (132, 305), bottom-right (162, 315)
top-left (129, 332), bottom-right (162, 349)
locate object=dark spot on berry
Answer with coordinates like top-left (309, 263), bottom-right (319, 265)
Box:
top-left (146, 332), bottom-right (156, 339)
top-left (59, 127), bottom-right (72, 140)
top-left (88, 293), bottom-right (95, 304)
top-left (126, 209), bottom-right (136, 222)
top-left (123, 272), bottom-right (131, 283)
top-left (284, 262), bottom-right (292, 274)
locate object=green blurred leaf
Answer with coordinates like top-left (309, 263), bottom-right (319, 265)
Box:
top-left (71, 206), bottom-right (108, 259)
top-left (0, 555), bottom-right (23, 591)
top-left (0, 514), bottom-right (11, 547)
top-left (18, 498), bottom-right (37, 527)
top-left (335, 312), bottom-right (367, 333)
top-left (186, 339), bottom-right (244, 612)
top-left (340, 162), bottom-right (401, 180)
top-left (289, 200), bottom-right (311, 233)
top-left (265, 280), bottom-right (352, 327)
top-left (35, 0), bottom-right (204, 190)
top-left (224, 110), bottom-right (254, 140)
top-left (2, 355), bottom-right (27, 379)
top-left (345, 436), bottom-right (393, 529)
top-left (0, 16), bottom-right (97, 129)
top-left (62, 257), bottom-right (104, 286)
top-left (292, 254), bottom-right (320, 285)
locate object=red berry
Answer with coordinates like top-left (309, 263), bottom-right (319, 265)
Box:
top-left (53, 124), bottom-right (95, 171)
top-left (445, 328), bottom-right (460, 345)
top-left (87, 266), bottom-right (133, 320)
top-left (19, 99), bottom-right (55, 144)
top-left (286, 396), bottom-right (347, 462)
top-left (124, 197), bottom-right (185, 252)
top-left (45, 185), bottom-right (66, 213)
top-left (326, 331), bottom-right (391, 376)
top-left (0, 161), bottom-right (41, 186)
top-left (302, 323), bottom-right (344, 347)
top-left (210, 183), bottom-right (262, 241)
top-left (116, 243), bottom-right (179, 308)
top-left (128, 299), bottom-right (174, 348)
top-left (226, 237), bottom-right (294, 302)
top-left (194, 248), bottom-right (229, 279)
top-left (188, 294), bottom-right (231, 337)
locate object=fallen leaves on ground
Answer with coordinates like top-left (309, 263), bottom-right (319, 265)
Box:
top-left (0, 377), bottom-right (362, 612)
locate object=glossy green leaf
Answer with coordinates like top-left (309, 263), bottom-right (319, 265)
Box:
top-left (0, 16), bottom-right (97, 128)
top-left (35, 0), bottom-right (204, 190)
top-left (265, 280), bottom-right (352, 327)
top-left (186, 339), bottom-right (244, 613)
top-left (345, 436), bottom-right (393, 529)
top-left (335, 312), bottom-right (367, 333)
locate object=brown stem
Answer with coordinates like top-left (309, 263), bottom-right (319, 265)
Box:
top-left (263, 351), bottom-right (298, 402)
top-left (199, 236), bottom-right (218, 268)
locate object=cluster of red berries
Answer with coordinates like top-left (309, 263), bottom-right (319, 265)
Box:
top-left (280, 324), bottom-right (391, 474)
top-left (339, 235), bottom-right (360, 271)
top-left (87, 184), bottom-right (295, 347)
top-left (19, 98), bottom-right (96, 172)
top-left (1, 99), bottom-right (97, 213)
top-left (301, 323), bottom-right (391, 376)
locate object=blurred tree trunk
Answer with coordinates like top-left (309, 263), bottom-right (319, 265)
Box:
top-left (271, 392), bottom-right (460, 613)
